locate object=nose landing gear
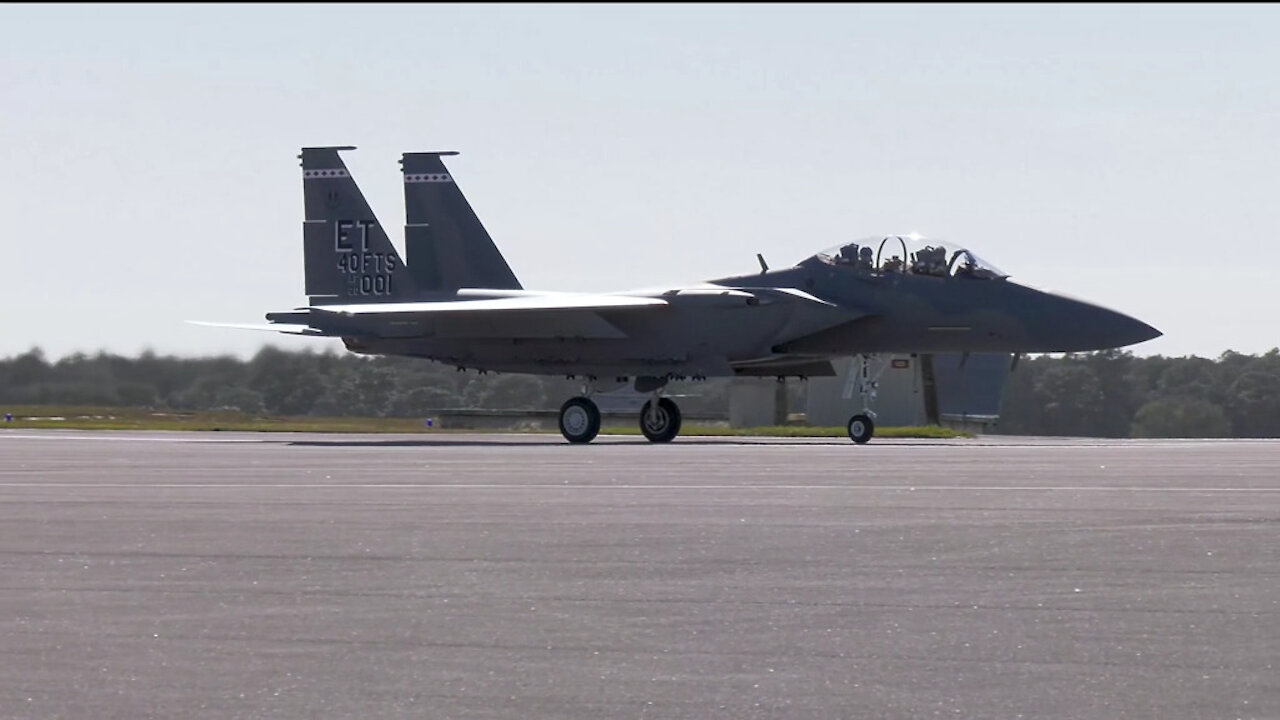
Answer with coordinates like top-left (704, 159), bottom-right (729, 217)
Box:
top-left (843, 354), bottom-right (886, 444)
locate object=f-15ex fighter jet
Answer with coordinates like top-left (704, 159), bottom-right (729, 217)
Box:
top-left (197, 146), bottom-right (1160, 444)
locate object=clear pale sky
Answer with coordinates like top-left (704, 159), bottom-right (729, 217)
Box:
top-left (3, 4), bottom-right (1277, 361)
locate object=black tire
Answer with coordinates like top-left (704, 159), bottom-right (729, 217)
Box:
top-left (847, 413), bottom-right (875, 444)
top-left (639, 397), bottom-right (682, 443)
top-left (559, 397), bottom-right (601, 444)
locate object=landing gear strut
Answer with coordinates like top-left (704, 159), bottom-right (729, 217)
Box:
top-left (843, 354), bottom-right (886, 444)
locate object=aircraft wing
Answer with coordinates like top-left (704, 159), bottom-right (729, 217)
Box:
top-left (194, 286), bottom-right (860, 342)
top-left (309, 293), bottom-right (667, 315)
top-left (306, 286), bottom-right (841, 316)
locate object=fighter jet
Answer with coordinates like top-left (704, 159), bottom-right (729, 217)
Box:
top-left (197, 146), bottom-right (1161, 444)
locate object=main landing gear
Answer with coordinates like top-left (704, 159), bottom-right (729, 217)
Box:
top-left (557, 376), bottom-right (683, 445)
top-left (639, 397), bottom-right (681, 443)
top-left (558, 396), bottom-right (601, 444)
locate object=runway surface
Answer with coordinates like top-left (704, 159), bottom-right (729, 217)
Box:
top-left (1, 430), bottom-right (1277, 719)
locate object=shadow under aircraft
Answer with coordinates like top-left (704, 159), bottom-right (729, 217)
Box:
top-left (196, 147), bottom-right (1160, 445)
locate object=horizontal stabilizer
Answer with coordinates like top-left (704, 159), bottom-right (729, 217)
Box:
top-left (186, 320), bottom-right (323, 335)
top-left (307, 293), bottom-right (668, 315)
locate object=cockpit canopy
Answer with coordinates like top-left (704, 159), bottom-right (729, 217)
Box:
top-left (809, 235), bottom-right (1008, 280)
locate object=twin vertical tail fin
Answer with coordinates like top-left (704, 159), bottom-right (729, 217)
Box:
top-left (298, 147), bottom-right (521, 304)
top-left (401, 152), bottom-right (522, 292)
top-left (300, 146), bottom-right (418, 304)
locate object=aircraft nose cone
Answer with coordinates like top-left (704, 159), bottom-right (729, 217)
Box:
top-left (1011, 283), bottom-right (1162, 352)
top-left (1119, 314), bottom-right (1162, 347)
top-left (1045, 298), bottom-right (1162, 351)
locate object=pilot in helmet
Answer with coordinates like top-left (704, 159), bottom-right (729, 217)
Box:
top-left (858, 245), bottom-right (874, 270)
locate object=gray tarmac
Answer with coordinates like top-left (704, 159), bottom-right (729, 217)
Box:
top-left (1, 430), bottom-right (1277, 720)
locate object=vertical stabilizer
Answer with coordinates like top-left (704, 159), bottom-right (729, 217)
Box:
top-left (300, 146), bottom-right (418, 304)
top-left (401, 152), bottom-right (522, 292)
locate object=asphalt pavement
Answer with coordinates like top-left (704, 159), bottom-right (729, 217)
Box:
top-left (1, 430), bottom-right (1276, 719)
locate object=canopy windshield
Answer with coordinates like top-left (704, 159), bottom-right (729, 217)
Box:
top-left (810, 235), bottom-right (1008, 280)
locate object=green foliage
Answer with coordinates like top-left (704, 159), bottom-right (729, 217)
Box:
top-left (4, 345), bottom-right (1280, 438)
top-left (0, 405), bottom-right (969, 438)
top-left (1034, 363), bottom-right (1106, 436)
top-left (1130, 397), bottom-right (1231, 438)
top-left (209, 386), bottom-right (266, 414)
top-left (996, 348), bottom-right (1280, 438)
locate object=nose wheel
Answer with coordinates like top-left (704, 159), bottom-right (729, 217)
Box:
top-left (640, 397), bottom-right (682, 443)
top-left (558, 397), bottom-right (601, 444)
top-left (847, 413), bottom-right (875, 444)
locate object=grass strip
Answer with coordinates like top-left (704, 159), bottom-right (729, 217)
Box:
top-left (1, 405), bottom-right (972, 439)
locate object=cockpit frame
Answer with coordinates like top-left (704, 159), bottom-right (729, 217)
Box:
top-left (812, 235), bottom-right (1008, 281)
top-left (875, 236), bottom-right (908, 273)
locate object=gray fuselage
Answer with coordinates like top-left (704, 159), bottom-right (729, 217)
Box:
top-left (337, 259), bottom-right (1159, 379)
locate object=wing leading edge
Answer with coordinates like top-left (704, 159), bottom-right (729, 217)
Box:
top-left (309, 293), bottom-right (668, 316)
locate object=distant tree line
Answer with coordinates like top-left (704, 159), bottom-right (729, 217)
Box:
top-left (997, 348), bottom-right (1280, 438)
top-left (2, 346), bottom-right (1278, 437)
top-left (0, 346), bottom-right (737, 420)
